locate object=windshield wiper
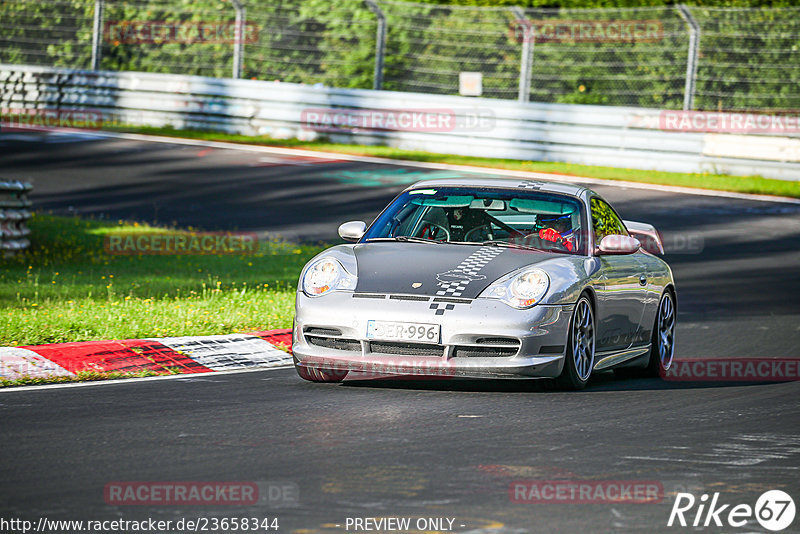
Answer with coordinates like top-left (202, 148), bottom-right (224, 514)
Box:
top-left (479, 240), bottom-right (546, 252)
top-left (446, 240), bottom-right (545, 252)
top-left (365, 236), bottom-right (441, 244)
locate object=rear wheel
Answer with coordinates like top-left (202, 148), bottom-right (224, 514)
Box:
top-left (556, 295), bottom-right (595, 390)
top-left (615, 290), bottom-right (676, 379)
top-left (646, 290), bottom-right (676, 377)
top-left (295, 363), bottom-right (348, 383)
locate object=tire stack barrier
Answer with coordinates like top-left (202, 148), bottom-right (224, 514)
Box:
top-left (0, 180), bottom-right (32, 257)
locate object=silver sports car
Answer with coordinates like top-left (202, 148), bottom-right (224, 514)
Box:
top-left (293, 177), bottom-right (676, 389)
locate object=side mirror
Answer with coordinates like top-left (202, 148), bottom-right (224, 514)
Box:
top-left (596, 234), bottom-right (641, 255)
top-left (338, 221), bottom-right (366, 242)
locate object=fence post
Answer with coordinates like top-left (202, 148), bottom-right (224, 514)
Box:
top-left (231, 0), bottom-right (246, 79)
top-left (677, 4), bottom-right (700, 111)
top-left (90, 0), bottom-right (104, 70)
top-left (364, 0), bottom-right (386, 90)
top-left (510, 7), bottom-right (533, 103)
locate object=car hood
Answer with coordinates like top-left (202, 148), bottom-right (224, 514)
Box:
top-left (353, 242), bottom-right (561, 299)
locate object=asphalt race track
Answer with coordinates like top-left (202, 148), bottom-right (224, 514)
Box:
top-left (1, 131), bottom-right (800, 533)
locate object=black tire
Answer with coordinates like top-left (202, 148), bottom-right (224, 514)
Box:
top-left (295, 363), bottom-right (348, 383)
top-left (556, 294), bottom-right (595, 390)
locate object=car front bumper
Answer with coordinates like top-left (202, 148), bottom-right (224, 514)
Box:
top-left (293, 291), bottom-right (574, 379)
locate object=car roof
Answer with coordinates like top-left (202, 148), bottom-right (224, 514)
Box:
top-left (402, 177), bottom-right (593, 198)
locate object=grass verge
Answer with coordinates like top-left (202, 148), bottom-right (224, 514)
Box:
top-left (0, 214), bottom-right (326, 346)
top-left (107, 125), bottom-right (800, 199)
top-left (0, 368), bottom-right (184, 388)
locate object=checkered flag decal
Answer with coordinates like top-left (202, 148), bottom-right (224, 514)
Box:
top-left (430, 247), bottom-right (504, 315)
top-left (429, 302), bottom-right (456, 315)
top-left (517, 180), bottom-right (544, 190)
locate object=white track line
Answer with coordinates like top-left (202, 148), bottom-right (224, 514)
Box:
top-left (96, 131), bottom-right (800, 206)
top-left (0, 364), bottom-right (293, 394)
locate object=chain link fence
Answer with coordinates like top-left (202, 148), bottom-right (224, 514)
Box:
top-left (1, 0), bottom-right (799, 111)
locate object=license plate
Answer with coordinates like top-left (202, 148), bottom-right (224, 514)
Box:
top-left (366, 320), bottom-right (441, 344)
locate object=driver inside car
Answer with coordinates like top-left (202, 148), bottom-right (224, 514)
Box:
top-left (447, 207), bottom-right (491, 242)
top-left (536, 213), bottom-right (575, 252)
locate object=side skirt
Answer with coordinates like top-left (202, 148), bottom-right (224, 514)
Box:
top-left (593, 344), bottom-right (651, 371)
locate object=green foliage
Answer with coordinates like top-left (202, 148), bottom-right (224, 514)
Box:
top-left (0, 0), bottom-right (797, 109)
top-left (427, 0), bottom-right (800, 6)
top-left (0, 0), bottom-right (93, 68)
top-left (0, 214), bottom-right (327, 345)
top-left (590, 197), bottom-right (626, 241)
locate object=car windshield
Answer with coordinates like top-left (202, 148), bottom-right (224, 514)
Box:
top-left (363, 186), bottom-right (587, 255)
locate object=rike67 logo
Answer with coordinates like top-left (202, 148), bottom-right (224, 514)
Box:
top-left (668, 490), bottom-right (795, 531)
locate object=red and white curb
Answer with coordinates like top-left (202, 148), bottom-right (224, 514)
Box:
top-left (0, 329), bottom-right (293, 381)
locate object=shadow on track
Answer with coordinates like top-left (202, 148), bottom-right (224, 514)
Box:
top-left (334, 370), bottom-right (790, 393)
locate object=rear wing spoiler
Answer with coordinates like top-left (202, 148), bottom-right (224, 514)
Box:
top-left (623, 220), bottom-right (664, 255)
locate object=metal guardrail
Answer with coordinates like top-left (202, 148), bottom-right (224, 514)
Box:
top-left (0, 180), bottom-right (32, 256)
top-left (1, 64), bottom-right (799, 181)
top-left (4, 1), bottom-right (800, 112)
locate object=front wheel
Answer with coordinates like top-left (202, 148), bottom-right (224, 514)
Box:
top-left (556, 295), bottom-right (595, 390)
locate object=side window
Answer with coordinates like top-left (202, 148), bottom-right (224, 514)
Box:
top-left (590, 197), bottom-right (627, 243)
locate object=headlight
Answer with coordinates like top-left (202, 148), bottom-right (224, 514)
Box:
top-left (302, 258), bottom-right (357, 297)
top-left (480, 268), bottom-right (549, 309)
